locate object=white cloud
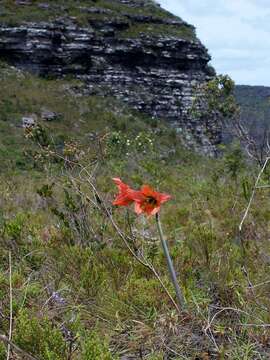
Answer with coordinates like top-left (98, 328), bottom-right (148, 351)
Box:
top-left (158, 0), bottom-right (270, 85)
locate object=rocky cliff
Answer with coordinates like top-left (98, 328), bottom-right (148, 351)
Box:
top-left (0, 0), bottom-right (218, 154)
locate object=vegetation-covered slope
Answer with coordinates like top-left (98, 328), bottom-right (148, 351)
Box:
top-left (0, 63), bottom-right (270, 359)
top-left (0, 0), bottom-right (195, 39)
top-left (0, 0), bottom-right (219, 155)
top-left (0, 1), bottom-right (270, 359)
top-left (235, 85), bottom-right (270, 142)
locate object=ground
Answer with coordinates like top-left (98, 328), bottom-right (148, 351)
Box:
top-left (0, 64), bottom-right (270, 359)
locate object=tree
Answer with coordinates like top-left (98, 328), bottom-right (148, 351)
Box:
top-left (192, 74), bottom-right (270, 165)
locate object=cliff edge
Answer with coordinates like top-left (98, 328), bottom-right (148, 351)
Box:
top-left (0, 0), bottom-right (219, 154)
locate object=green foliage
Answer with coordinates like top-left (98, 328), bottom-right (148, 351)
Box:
top-left (13, 310), bottom-right (66, 360)
top-left (186, 223), bottom-right (216, 268)
top-left (120, 23), bottom-right (196, 40)
top-left (0, 63), bottom-right (269, 358)
top-left (26, 124), bottom-right (51, 147)
top-left (4, 212), bottom-right (28, 240)
top-left (80, 330), bottom-right (115, 360)
top-left (235, 85), bottom-right (270, 143)
top-left (225, 339), bottom-right (260, 360)
top-left (223, 142), bottom-right (245, 179)
top-left (36, 183), bottom-right (54, 198)
top-left (205, 74), bottom-right (237, 116)
top-left (146, 353), bottom-right (163, 360)
top-left (106, 130), bottom-right (154, 158)
top-left (0, 0), bottom-right (192, 41)
top-left (192, 74), bottom-right (239, 124)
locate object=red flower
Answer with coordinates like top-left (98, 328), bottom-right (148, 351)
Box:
top-left (132, 185), bottom-right (171, 216)
top-left (112, 178), bottom-right (137, 206)
top-left (112, 179), bottom-right (171, 216)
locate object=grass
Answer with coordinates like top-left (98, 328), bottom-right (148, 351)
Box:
top-left (0, 64), bottom-right (155, 173)
top-left (119, 23), bottom-right (196, 40)
top-left (0, 63), bottom-right (270, 358)
top-left (0, 0), bottom-right (196, 41)
top-left (0, 0), bottom-right (173, 24)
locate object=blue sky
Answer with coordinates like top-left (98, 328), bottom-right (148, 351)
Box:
top-left (158, 0), bottom-right (270, 86)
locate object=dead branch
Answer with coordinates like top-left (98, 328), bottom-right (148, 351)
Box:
top-left (0, 335), bottom-right (38, 360)
top-left (239, 157), bottom-right (270, 232)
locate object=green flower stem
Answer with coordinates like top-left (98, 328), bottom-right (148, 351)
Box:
top-left (156, 213), bottom-right (186, 311)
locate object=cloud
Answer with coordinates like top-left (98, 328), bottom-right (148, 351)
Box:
top-left (158, 0), bottom-right (270, 85)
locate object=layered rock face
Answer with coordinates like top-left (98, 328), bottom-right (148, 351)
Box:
top-left (0, 0), bottom-right (219, 154)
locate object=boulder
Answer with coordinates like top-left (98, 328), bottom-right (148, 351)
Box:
top-left (41, 109), bottom-right (60, 121)
top-left (22, 114), bottom-right (37, 128)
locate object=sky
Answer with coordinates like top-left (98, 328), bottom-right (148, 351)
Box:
top-left (158, 0), bottom-right (270, 86)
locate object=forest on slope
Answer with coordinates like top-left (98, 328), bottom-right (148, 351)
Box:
top-left (235, 85), bottom-right (270, 143)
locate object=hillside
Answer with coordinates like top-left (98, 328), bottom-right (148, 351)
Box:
top-left (235, 85), bottom-right (270, 142)
top-left (1, 63), bottom-right (270, 359)
top-left (0, 0), bottom-right (219, 155)
top-left (0, 1), bottom-right (270, 360)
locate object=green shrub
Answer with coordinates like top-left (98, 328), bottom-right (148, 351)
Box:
top-left (4, 213), bottom-right (28, 240)
top-left (81, 330), bottom-right (115, 360)
top-left (13, 310), bottom-right (66, 360)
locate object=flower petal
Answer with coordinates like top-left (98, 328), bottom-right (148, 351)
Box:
top-left (113, 194), bottom-right (132, 206)
top-left (150, 206), bottom-right (161, 216)
top-left (112, 178), bottom-right (129, 190)
top-left (159, 193), bottom-right (171, 203)
top-left (141, 184), bottom-right (156, 197)
top-left (129, 190), bottom-right (144, 202)
top-left (134, 202), bottom-right (143, 215)
top-left (112, 178), bottom-right (136, 207)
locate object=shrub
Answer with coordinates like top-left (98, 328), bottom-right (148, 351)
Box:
top-left (81, 330), bottom-right (115, 360)
top-left (13, 310), bottom-right (66, 360)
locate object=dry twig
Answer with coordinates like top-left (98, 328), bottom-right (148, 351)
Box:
top-left (0, 334), bottom-right (38, 360)
top-left (38, 147), bottom-right (183, 313)
top-left (7, 251), bottom-right (12, 360)
top-left (239, 157), bottom-right (270, 232)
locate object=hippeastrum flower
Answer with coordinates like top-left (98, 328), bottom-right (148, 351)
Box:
top-left (112, 178), bottom-right (137, 206)
top-left (132, 185), bottom-right (171, 216)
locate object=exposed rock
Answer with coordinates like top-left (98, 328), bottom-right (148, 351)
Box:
top-left (15, 0), bottom-right (32, 5)
top-left (41, 109), bottom-right (60, 121)
top-left (78, 7), bottom-right (113, 15)
top-left (0, 0), bottom-right (220, 155)
top-left (125, 13), bottom-right (192, 27)
top-left (22, 114), bottom-right (37, 128)
top-left (37, 3), bottom-right (50, 10)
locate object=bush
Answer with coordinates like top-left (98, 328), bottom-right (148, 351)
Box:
top-left (13, 310), bottom-right (66, 360)
top-left (81, 330), bottom-right (115, 360)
